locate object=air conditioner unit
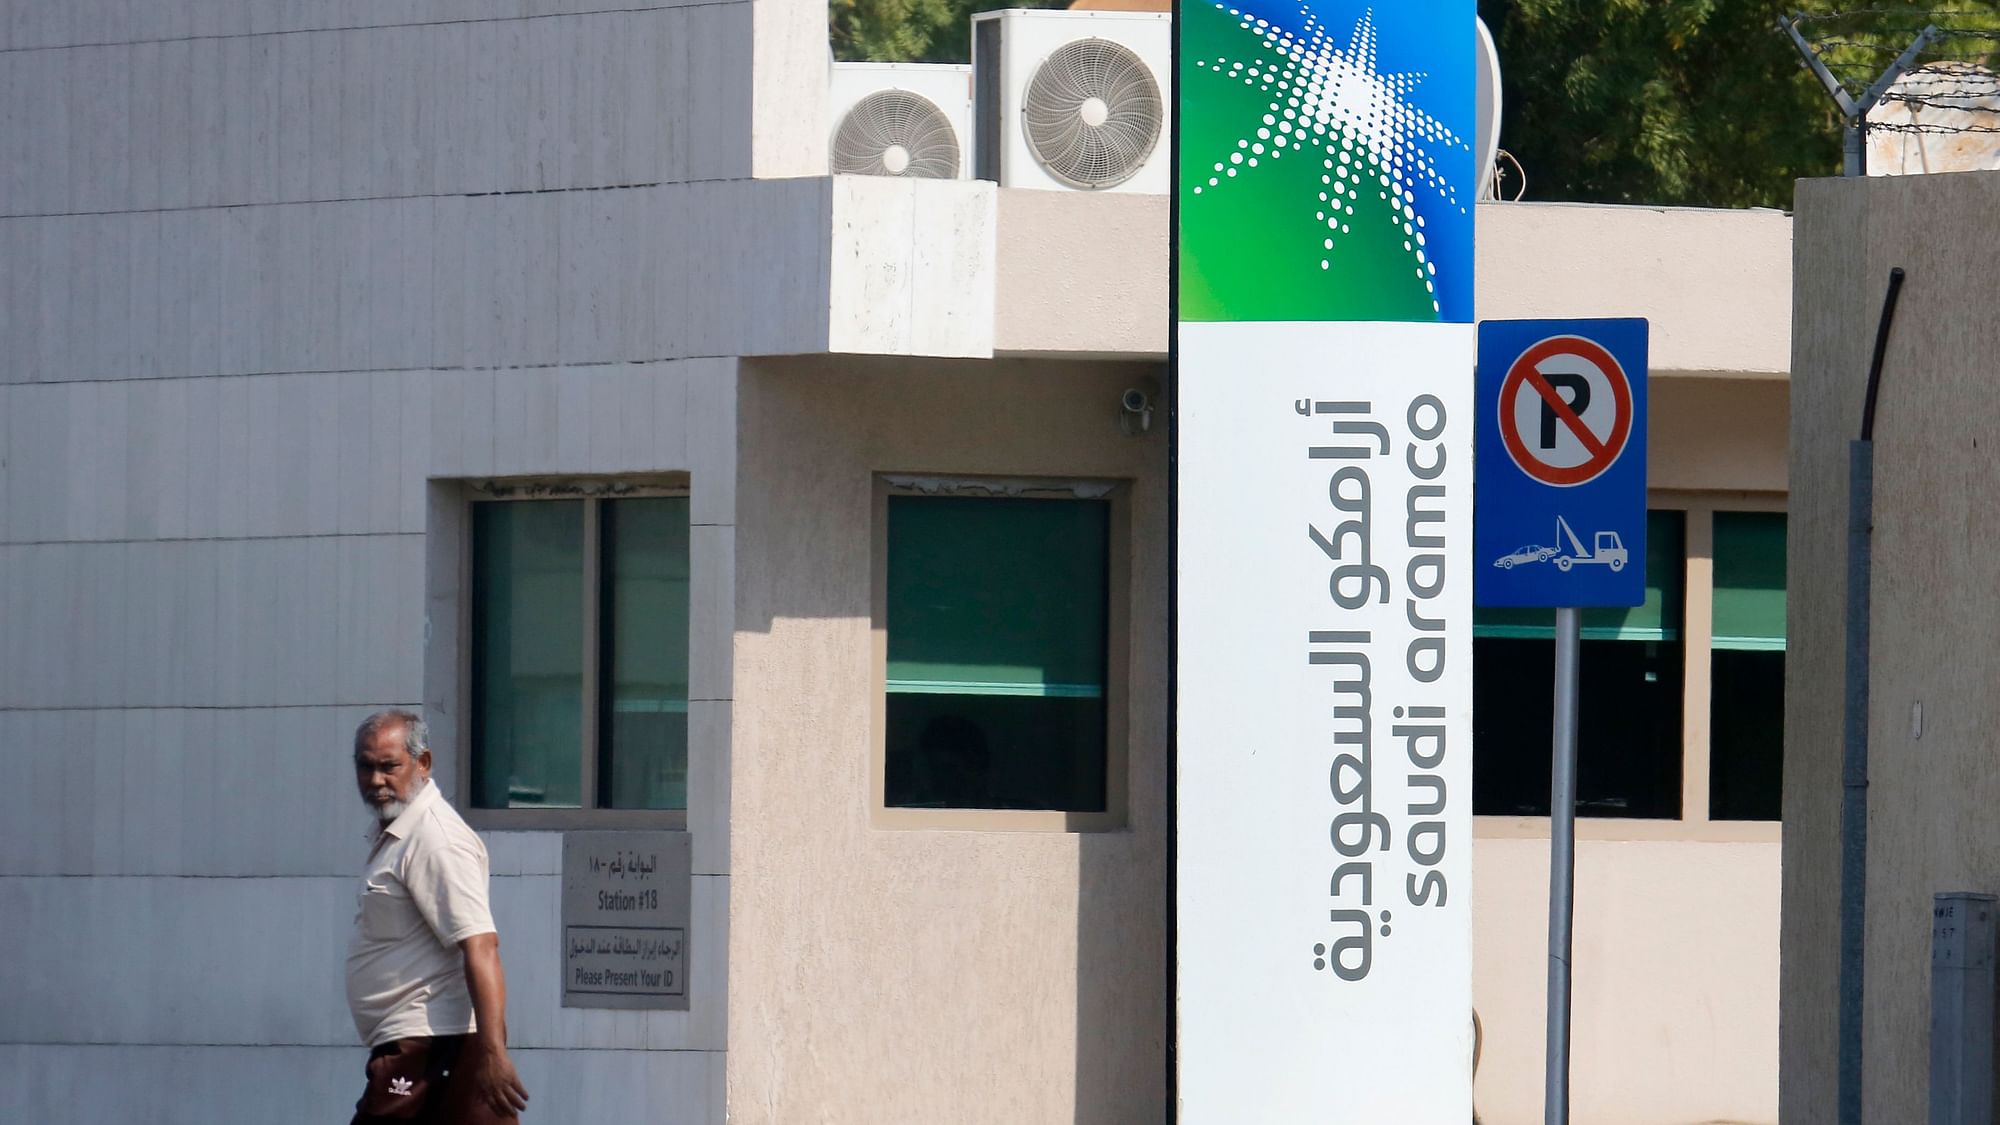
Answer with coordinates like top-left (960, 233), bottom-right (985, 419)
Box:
top-left (971, 9), bottom-right (1172, 193)
top-left (830, 62), bottom-right (974, 179)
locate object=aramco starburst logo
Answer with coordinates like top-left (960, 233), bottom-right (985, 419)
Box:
top-left (1179, 1), bottom-right (1474, 324)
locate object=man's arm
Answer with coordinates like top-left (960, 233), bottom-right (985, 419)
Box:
top-left (461, 932), bottom-right (530, 1116)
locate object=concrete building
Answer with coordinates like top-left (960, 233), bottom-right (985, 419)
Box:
top-left (0, 5), bottom-right (1790, 1123)
top-left (1782, 170), bottom-right (2000, 1125)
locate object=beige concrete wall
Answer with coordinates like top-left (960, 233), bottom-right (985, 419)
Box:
top-left (1653, 377), bottom-right (1790, 495)
top-left (989, 198), bottom-right (1793, 371)
top-left (1785, 170), bottom-right (2000, 1124)
top-left (727, 356), bottom-right (1169, 1123)
top-left (1474, 838), bottom-right (1782, 1125)
top-left (1781, 177), bottom-right (1868, 1125)
top-left (1475, 203), bottom-right (1794, 380)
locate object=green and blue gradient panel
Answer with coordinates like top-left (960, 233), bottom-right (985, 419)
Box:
top-left (1178, 0), bottom-right (1475, 323)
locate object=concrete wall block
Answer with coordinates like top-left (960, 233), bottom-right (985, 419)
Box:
top-left (0, 223), bottom-right (29, 380)
top-left (335, 371), bottom-right (374, 535)
top-left (0, 713), bottom-right (31, 871)
top-left (688, 701), bottom-right (730, 877)
top-left (688, 524), bottom-right (733, 704)
top-left (554, 366), bottom-right (592, 474)
top-left (585, 365), bottom-right (630, 473)
top-left (685, 874), bottom-right (728, 1050)
top-left (180, 375), bottom-right (219, 539)
top-left (428, 195), bottom-right (468, 371)
top-left (0, 1045), bottom-right (355, 1125)
top-left (645, 361), bottom-right (691, 477)
top-left (88, 707), bottom-right (130, 872)
top-left (153, 209), bottom-right (195, 379)
top-left (155, 38), bottom-right (196, 211)
top-left (489, 873), bottom-right (563, 1046)
top-left (398, 368), bottom-right (434, 533)
top-left (686, 358), bottom-right (736, 527)
top-left (483, 830), bottom-right (561, 878)
top-left (124, 212), bottom-right (165, 380)
top-left (368, 370), bottom-right (406, 533)
top-left (428, 367), bottom-right (468, 479)
top-left (0, 534), bottom-right (419, 710)
top-left (124, 43), bottom-right (166, 213)
top-left (396, 197), bottom-right (440, 372)
top-left (684, 2), bottom-right (753, 183)
top-left (122, 380), bottom-right (165, 539)
top-left (184, 211), bottom-right (226, 382)
top-left (556, 191), bottom-right (608, 364)
top-left (0, 875), bottom-right (359, 1045)
top-left (0, 3), bottom-right (740, 50)
top-left (77, 47), bottom-right (133, 214)
top-left (266, 375), bottom-right (313, 538)
top-left (334, 203), bottom-right (379, 372)
top-left (492, 366), bottom-right (559, 476)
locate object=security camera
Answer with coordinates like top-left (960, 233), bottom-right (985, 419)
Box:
top-left (1120, 387), bottom-right (1153, 436)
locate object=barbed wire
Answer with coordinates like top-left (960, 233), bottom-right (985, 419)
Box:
top-left (1780, 9), bottom-right (2000, 153)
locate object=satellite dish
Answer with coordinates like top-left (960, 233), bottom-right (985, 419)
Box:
top-left (1475, 17), bottom-right (1503, 200)
top-left (1021, 37), bottom-right (1164, 189)
top-left (1866, 62), bottom-right (2000, 175)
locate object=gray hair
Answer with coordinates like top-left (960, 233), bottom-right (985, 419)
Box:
top-left (353, 709), bottom-right (430, 761)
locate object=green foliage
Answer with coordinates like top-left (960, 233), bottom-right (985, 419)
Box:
top-left (1479, 0), bottom-right (2000, 208)
top-left (831, 0), bottom-right (1069, 63)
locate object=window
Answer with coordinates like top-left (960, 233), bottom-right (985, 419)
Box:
top-left (880, 488), bottom-right (1114, 816)
top-left (1473, 510), bottom-right (1686, 819)
top-left (470, 492), bottom-right (690, 813)
top-left (1709, 512), bottom-right (1786, 821)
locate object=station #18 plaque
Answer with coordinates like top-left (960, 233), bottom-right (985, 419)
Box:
top-left (561, 831), bottom-right (691, 1010)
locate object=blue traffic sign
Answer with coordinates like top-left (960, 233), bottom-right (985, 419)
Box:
top-left (1475, 318), bottom-right (1648, 608)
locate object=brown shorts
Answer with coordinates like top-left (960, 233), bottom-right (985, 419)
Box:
top-left (351, 1035), bottom-right (519, 1124)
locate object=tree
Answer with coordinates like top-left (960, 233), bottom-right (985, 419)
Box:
top-left (1478, 0), bottom-right (2000, 208)
top-left (831, 0), bottom-right (1068, 63)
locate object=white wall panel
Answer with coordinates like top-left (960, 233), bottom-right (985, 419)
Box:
top-left (0, 536), bottom-right (422, 709)
top-left (0, 8), bottom-right (753, 216)
top-left (687, 358), bottom-right (735, 527)
top-left (0, 181), bottom-right (841, 385)
top-left (689, 701), bottom-right (730, 876)
top-left (688, 524), bottom-right (733, 705)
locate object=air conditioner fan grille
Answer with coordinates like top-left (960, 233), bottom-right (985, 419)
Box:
top-left (1021, 38), bottom-right (1162, 189)
top-left (832, 89), bottom-right (962, 179)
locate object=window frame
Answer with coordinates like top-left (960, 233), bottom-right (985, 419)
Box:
top-left (1473, 492), bottom-right (1787, 844)
top-left (869, 474), bottom-right (1132, 833)
top-left (453, 475), bottom-right (693, 833)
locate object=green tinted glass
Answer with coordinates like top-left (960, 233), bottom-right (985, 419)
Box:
top-left (886, 496), bottom-right (1109, 698)
top-left (1713, 511), bottom-right (1786, 650)
top-left (599, 497), bottom-right (691, 809)
top-left (472, 500), bottom-right (585, 808)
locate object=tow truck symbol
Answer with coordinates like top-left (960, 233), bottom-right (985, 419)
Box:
top-left (1551, 515), bottom-right (1627, 572)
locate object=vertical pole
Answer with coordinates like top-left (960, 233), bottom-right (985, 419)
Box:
top-left (1929, 892), bottom-right (1997, 1125)
top-left (1845, 120), bottom-right (1865, 178)
top-left (1837, 439), bottom-right (1874, 1125)
top-left (1545, 606), bottom-right (1581, 1125)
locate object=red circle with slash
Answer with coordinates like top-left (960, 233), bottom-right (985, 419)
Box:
top-left (1497, 335), bottom-right (1634, 487)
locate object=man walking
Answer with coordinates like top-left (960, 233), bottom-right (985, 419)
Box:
top-left (348, 709), bottom-right (530, 1123)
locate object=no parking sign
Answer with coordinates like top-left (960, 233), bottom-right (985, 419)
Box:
top-left (1476, 318), bottom-right (1647, 608)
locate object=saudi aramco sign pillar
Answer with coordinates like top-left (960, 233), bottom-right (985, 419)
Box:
top-left (1173, 1), bottom-right (1477, 1118)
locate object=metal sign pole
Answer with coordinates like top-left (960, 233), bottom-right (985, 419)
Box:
top-left (1545, 605), bottom-right (1581, 1125)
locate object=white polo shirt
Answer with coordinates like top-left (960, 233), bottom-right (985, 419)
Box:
top-left (345, 779), bottom-right (498, 1047)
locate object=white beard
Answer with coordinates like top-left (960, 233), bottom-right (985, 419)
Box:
top-left (367, 777), bottom-right (427, 823)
